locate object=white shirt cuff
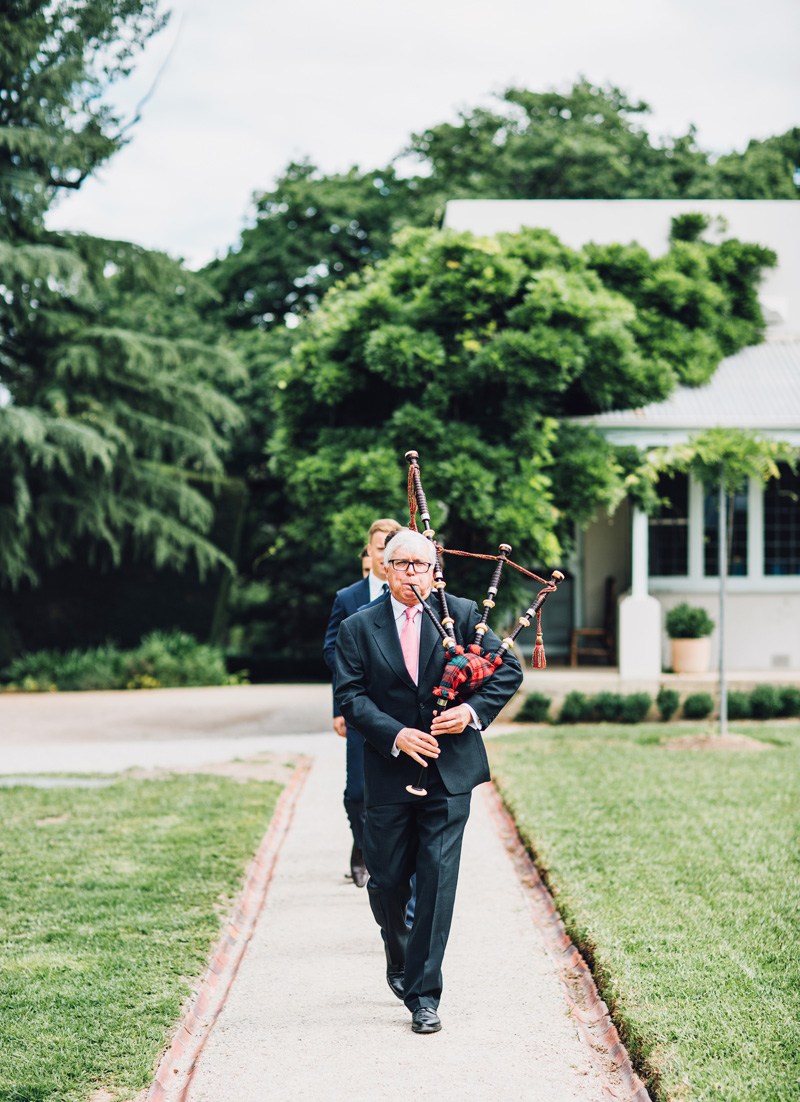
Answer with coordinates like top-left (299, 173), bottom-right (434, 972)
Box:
top-left (465, 703), bottom-right (482, 730)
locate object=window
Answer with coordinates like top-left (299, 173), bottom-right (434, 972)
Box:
top-left (764, 464), bottom-right (800, 576)
top-left (704, 486), bottom-right (748, 576)
top-left (645, 467), bottom-right (799, 587)
top-left (649, 474), bottom-right (688, 576)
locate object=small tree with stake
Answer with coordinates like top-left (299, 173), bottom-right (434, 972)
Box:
top-left (648, 429), bottom-right (797, 734)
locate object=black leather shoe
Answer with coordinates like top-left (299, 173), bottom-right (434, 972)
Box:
top-left (411, 1007), bottom-right (441, 1034)
top-left (386, 968), bottom-right (404, 1000)
top-left (350, 845), bottom-right (368, 888)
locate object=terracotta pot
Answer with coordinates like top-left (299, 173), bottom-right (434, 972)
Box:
top-left (670, 636), bottom-right (711, 674)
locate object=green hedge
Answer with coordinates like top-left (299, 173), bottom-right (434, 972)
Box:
top-left (656, 687), bottom-right (680, 721)
top-left (514, 683), bottom-right (800, 725)
top-left (515, 691), bottom-right (552, 723)
top-left (1, 631), bottom-right (247, 692)
top-left (681, 692), bottom-right (715, 719)
top-left (780, 686), bottom-right (800, 717)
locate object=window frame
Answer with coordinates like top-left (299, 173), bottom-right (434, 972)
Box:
top-left (649, 472), bottom-right (800, 594)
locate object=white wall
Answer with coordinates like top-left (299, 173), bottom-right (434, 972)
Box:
top-left (657, 592), bottom-right (800, 671)
top-left (581, 503), bottom-right (631, 626)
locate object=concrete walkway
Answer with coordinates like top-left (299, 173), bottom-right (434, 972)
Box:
top-left (0, 685), bottom-right (646, 1101)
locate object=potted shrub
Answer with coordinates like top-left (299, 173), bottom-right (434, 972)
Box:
top-left (665, 602), bottom-right (715, 674)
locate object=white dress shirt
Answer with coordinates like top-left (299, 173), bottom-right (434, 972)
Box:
top-left (368, 571), bottom-right (390, 603)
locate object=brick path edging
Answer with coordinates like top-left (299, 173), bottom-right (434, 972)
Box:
top-left (145, 758), bottom-right (312, 1102)
top-left (480, 782), bottom-right (652, 1102)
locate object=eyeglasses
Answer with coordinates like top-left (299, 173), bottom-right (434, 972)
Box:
top-left (388, 559), bottom-right (433, 575)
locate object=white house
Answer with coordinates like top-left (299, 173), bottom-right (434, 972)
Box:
top-left (443, 200), bottom-right (800, 675)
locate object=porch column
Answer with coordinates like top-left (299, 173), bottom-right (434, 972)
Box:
top-left (618, 506), bottom-right (662, 680)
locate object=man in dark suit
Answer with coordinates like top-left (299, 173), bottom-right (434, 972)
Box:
top-left (335, 528), bottom-right (522, 1034)
top-left (323, 518), bottom-right (401, 885)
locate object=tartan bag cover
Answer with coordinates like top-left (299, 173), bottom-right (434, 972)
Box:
top-left (432, 644), bottom-right (504, 710)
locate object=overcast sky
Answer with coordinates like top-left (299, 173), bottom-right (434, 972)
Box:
top-left (45, 0), bottom-right (800, 269)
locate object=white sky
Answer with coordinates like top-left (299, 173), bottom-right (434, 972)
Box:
top-left (46, 0), bottom-right (800, 269)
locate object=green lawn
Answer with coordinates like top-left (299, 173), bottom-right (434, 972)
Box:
top-left (489, 723), bottom-right (800, 1102)
top-left (0, 773), bottom-right (282, 1102)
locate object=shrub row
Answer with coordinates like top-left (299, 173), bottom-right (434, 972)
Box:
top-left (516, 690), bottom-right (653, 725)
top-left (514, 683), bottom-right (800, 725)
top-left (0, 631), bottom-right (246, 692)
top-left (726, 684), bottom-right (800, 720)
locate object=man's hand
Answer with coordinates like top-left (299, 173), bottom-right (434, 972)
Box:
top-left (333, 715), bottom-right (347, 738)
top-left (396, 727), bottom-right (440, 768)
top-left (430, 704), bottom-right (473, 737)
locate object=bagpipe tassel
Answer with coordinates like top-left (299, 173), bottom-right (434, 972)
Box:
top-left (531, 610), bottom-right (546, 669)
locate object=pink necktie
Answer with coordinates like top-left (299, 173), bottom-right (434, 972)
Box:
top-left (400, 607), bottom-right (419, 682)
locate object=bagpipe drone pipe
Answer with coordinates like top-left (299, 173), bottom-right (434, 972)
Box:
top-left (402, 450), bottom-right (564, 795)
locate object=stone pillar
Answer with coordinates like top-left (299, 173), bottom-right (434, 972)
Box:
top-left (618, 506), bottom-right (662, 680)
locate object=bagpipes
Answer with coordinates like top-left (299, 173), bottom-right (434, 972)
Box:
top-left (403, 450), bottom-right (564, 796)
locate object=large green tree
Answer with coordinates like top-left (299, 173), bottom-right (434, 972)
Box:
top-left (246, 222), bottom-right (773, 665)
top-left (207, 80), bottom-right (793, 668)
top-left (204, 160), bottom-right (434, 330)
top-left (0, 0), bottom-right (166, 233)
top-left (0, 1), bottom-right (245, 595)
top-left (207, 80), bottom-right (798, 333)
top-left (404, 82), bottom-right (718, 203)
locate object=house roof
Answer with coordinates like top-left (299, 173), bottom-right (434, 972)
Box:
top-left (573, 338), bottom-right (800, 445)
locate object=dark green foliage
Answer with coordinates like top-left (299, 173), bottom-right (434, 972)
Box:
top-left (1, 236), bottom-right (245, 588)
top-left (558, 691), bottom-right (593, 724)
top-left (408, 83), bottom-right (799, 208)
top-left (779, 686), bottom-right (800, 718)
top-left (204, 160), bottom-right (436, 328)
top-left (2, 643), bottom-right (125, 692)
top-left (749, 684), bottom-right (782, 720)
top-left (665, 602), bottom-right (715, 638)
top-left (1, 631), bottom-right (240, 691)
top-left (207, 80), bottom-right (796, 337)
top-left (204, 80), bottom-right (784, 668)
top-left (256, 223), bottom-right (770, 668)
top-left (656, 687), bottom-right (680, 721)
top-left (682, 692), bottom-right (714, 719)
top-left (0, 0), bottom-right (166, 233)
top-left (726, 691), bottom-right (752, 720)
top-left (713, 128), bottom-right (800, 199)
top-left (515, 691), bottom-right (552, 723)
top-left (670, 213), bottom-right (712, 243)
top-left (583, 236), bottom-right (776, 389)
top-left (550, 691), bottom-right (654, 725)
top-left (620, 692), bottom-right (653, 724)
top-left (593, 691), bottom-right (625, 722)
top-left (0, 4), bottom-right (247, 596)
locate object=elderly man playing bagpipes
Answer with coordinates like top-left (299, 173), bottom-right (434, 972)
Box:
top-left (335, 452), bottom-right (563, 1035)
top-left (335, 523), bottom-right (524, 1036)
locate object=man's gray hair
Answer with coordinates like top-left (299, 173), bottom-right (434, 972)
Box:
top-left (383, 528), bottom-right (437, 567)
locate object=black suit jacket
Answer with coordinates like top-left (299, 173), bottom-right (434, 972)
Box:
top-left (335, 593), bottom-right (522, 806)
top-left (322, 576), bottom-right (371, 676)
top-left (323, 576), bottom-right (382, 717)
